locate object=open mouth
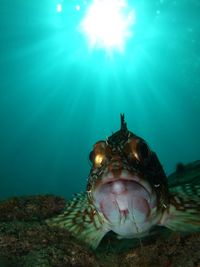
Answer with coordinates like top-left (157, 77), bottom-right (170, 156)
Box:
top-left (93, 172), bottom-right (155, 224)
top-left (98, 179), bottom-right (150, 202)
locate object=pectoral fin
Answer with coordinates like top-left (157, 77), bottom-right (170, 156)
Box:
top-left (46, 193), bottom-right (109, 249)
top-left (160, 183), bottom-right (200, 231)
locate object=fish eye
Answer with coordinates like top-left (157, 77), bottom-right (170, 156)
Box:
top-left (94, 154), bottom-right (105, 167)
top-left (136, 141), bottom-right (151, 161)
top-left (124, 139), bottom-right (139, 161)
top-left (125, 138), bottom-right (151, 162)
top-left (89, 141), bottom-right (109, 167)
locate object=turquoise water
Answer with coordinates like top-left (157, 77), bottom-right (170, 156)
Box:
top-left (0, 0), bottom-right (199, 199)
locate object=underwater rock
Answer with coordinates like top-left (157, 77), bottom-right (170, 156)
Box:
top-left (0, 195), bottom-right (66, 222)
top-left (0, 195), bottom-right (100, 267)
top-left (0, 160), bottom-right (200, 267)
top-left (0, 221), bottom-right (100, 267)
top-left (168, 160), bottom-right (200, 187)
top-left (119, 233), bottom-right (200, 267)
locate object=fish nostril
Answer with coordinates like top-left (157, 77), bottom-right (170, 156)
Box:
top-left (108, 157), bottom-right (123, 176)
top-left (112, 161), bottom-right (120, 167)
top-left (110, 168), bottom-right (122, 177)
top-left (109, 161), bottom-right (121, 170)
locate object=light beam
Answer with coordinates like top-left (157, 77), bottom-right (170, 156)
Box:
top-left (80, 0), bottom-right (136, 53)
top-left (57, 4), bottom-right (62, 13)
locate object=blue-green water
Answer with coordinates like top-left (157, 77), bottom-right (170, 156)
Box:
top-left (0, 0), bottom-right (199, 199)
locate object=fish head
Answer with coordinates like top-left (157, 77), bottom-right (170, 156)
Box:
top-left (87, 115), bottom-right (169, 231)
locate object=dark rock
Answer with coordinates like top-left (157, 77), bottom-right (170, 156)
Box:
top-left (0, 158), bottom-right (200, 267)
top-left (0, 195), bottom-right (66, 222)
top-left (118, 233), bottom-right (200, 267)
top-left (168, 160), bottom-right (200, 187)
top-left (176, 162), bottom-right (185, 173)
top-left (0, 195), bottom-right (100, 267)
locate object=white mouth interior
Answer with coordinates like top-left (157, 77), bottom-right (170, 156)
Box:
top-left (93, 178), bottom-right (152, 226)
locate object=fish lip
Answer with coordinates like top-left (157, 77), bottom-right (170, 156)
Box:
top-left (94, 171), bottom-right (153, 204)
top-left (98, 171), bottom-right (153, 196)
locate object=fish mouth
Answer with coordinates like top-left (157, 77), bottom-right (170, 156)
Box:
top-left (93, 171), bottom-right (156, 224)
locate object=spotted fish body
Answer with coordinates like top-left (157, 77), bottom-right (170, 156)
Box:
top-left (47, 115), bottom-right (200, 249)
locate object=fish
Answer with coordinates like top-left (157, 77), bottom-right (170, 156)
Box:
top-left (46, 114), bottom-right (200, 249)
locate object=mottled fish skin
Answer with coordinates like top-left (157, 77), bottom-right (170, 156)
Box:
top-left (161, 183), bottom-right (200, 231)
top-left (47, 192), bottom-right (109, 249)
top-left (46, 115), bottom-right (200, 249)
